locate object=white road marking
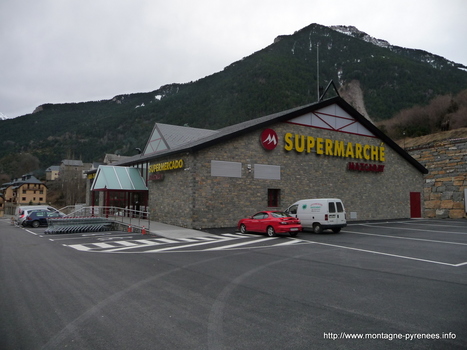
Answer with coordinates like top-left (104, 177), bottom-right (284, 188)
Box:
top-left (345, 230), bottom-right (467, 246)
top-left (273, 239), bottom-right (305, 246)
top-left (64, 244), bottom-right (91, 251)
top-left (359, 224), bottom-right (467, 235)
top-left (143, 237), bottom-right (239, 253)
top-left (310, 241), bottom-right (465, 267)
top-left (93, 243), bottom-right (116, 248)
top-left (205, 237), bottom-right (278, 251)
top-left (114, 241), bottom-right (138, 246)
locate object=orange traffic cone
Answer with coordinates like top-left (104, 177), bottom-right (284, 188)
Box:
top-left (142, 226), bottom-right (146, 235)
top-left (127, 225), bottom-right (132, 233)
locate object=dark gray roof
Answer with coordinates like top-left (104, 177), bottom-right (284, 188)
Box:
top-left (142, 123), bottom-right (218, 156)
top-left (157, 123), bottom-right (218, 149)
top-left (112, 97), bottom-right (428, 174)
top-left (1, 174), bottom-right (44, 189)
top-left (61, 159), bottom-right (83, 167)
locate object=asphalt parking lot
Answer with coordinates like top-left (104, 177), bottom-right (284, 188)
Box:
top-left (206, 218), bottom-right (467, 264)
top-left (15, 218), bottom-right (467, 264)
top-left (3, 217), bottom-right (467, 348)
top-left (306, 219), bottom-right (467, 268)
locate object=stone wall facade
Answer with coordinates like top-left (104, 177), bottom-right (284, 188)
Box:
top-left (408, 138), bottom-right (467, 219)
top-left (147, 121), bottom-right (425, 229)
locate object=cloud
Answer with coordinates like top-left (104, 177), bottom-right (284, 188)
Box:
top-left (1, 0), bottom-right (466, 118)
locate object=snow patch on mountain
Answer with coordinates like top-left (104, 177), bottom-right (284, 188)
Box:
top-left (330, 25), bottom-right (391, 48)
top-left (330, 25), bottom-right (467, 71)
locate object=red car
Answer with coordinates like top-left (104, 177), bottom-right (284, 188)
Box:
top-left (237, 211), bottom-right (302, 237)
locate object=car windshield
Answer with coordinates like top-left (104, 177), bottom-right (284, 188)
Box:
top-left (270, 212), bottom-right (290, 218)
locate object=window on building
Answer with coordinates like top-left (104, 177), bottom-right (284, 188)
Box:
top-left (268, 189), bottom-right (280, 207)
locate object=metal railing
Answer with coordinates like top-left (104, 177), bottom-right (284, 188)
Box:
top-left (65, 206), bottom-right (151, 232)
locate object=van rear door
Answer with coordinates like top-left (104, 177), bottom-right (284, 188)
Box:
top-left (327, 201), bottom-right (337, 225)
top-left (335, 201), bottom-right (346, 224)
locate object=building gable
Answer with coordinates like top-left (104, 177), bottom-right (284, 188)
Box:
top-left (287, 104), bottom-right (374, 137)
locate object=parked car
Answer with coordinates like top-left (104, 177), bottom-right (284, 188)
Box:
top-left (237, 211), bottom-right (302, 237)
top-left (23, 210), bottom-right (64, 228)
top-left (16, 205), bottom-right (62, 226)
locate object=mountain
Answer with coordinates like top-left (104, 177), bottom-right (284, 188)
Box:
top-left (1, 23), bottom-right (466, 175)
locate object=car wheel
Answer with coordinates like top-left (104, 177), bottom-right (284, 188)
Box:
top-left (267, 226), bottom-right (276, 237)
top-left (290, 231), bottom-right (298, 237)
top-left (240, 224), bottom-right (247, 234)
top-left (21, 221), bottom-right (27, 227)
top-left (313, 223), bottom-right (323, 234)
top-left (32, 221), bottom-right (40, 228)
top-left (332, 227), bottom-right (341, 233)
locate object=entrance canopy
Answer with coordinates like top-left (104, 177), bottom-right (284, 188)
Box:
top-left (91, 166), bottom-right (148, 191)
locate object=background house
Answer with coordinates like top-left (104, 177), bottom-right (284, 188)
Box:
top-left (46, 166), bottom-right (60, 181)
top-left (0, 174), bottom-right (47, 206)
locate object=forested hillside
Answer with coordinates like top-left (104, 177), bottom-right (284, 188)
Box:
top-left (1, 23), bottom-right (466, 179)
top-left (378, 89), bottom-right (467, 139)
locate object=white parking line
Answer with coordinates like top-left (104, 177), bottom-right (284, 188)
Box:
top-left (358, 224), bottom-right (467, 235)
top-left (400, 221), bottom-right (467, 228)
top-left (345, 230), bottom-right (467, 246)
top-left (311, 241), bottom-right (465, 267)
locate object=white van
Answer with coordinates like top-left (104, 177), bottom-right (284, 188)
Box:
top-left (285, 198), bottom-right (346, 233)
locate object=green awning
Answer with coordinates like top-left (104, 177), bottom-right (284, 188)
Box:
top-left (91, 166), bottom-right (148, 191)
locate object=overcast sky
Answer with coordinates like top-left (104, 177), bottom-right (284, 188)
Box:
top-left (1, 0), bottom-right (466, 118)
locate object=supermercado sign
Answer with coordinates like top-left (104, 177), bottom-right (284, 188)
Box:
top-left (149, 159), bottom-right (184, 173)
top-left (284, 133), bottom-right (385, 162)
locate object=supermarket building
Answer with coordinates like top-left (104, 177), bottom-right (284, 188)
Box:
top-left (88, 96), bottom-right (428, 229)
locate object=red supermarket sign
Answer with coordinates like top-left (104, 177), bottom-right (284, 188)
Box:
top-left (260, 129), bottom-right (278, 150)
top-left (347, 162), bottom-right (385, 173)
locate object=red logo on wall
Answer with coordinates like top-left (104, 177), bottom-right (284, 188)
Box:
top-left (260, 129), bottom-right (278, 150)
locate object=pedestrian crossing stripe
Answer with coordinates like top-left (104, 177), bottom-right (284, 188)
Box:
top-left (64, 233), bottom-right (305, 253)
top-left (64, 234), bottom-right (243, 252)
top-left (205, 237), bottom-right (277, 251)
